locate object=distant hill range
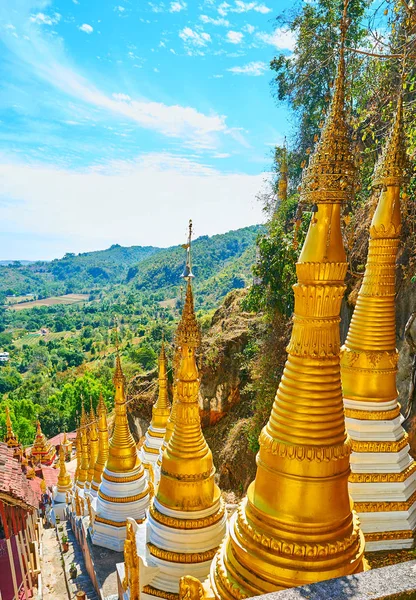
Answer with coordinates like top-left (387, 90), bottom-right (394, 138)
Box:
top-left (1, 225), bottom-right (263, 309)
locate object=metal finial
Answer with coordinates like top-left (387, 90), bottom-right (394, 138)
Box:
top-left (181, 219), bottom-right (194, 279)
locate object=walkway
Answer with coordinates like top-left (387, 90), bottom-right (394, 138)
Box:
top-left (41, 526), bottom-right (70, 600)
top-left (59, 521), bottom-right (99, 600)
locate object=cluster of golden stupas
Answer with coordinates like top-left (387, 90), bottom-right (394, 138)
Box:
top-left (3, 13), bottom-right (415, 600)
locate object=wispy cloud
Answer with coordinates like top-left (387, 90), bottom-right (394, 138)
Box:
top-left (79, 23), bottom-right (93, 34)
top-left (29, 12), bottom-right (61, 26)
top-left (179, 26), bottom-right (211, 48)
top-left (200, 15), bottom-right (230, 26)
top-left (226, 30), bottom-right (243, 44)
top-left (219, 1), bottom-right (271, 16)
top-left (170, 1), bottom-right (187, 12)
top-left (228, 61), bottom-right (267, 76)
top-left (256, 28), bottom-right (296, 51)
top-left (148, 2), bottom-right (165, 13)
top-left (115, 6), bottom-right (125, 13)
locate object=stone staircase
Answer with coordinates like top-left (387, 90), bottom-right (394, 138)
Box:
top-left (58, 521), bottom-right (99, 600)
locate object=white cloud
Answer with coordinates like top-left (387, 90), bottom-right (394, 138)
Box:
top-left (218, 1), bottom-right (271, 15)
top-left (148, 2), bottom-right (165, 12)
top-left (170, 1), bottom-right (187, 12)
top-left (0, 154), bottom-right (266, 259)
top-left (72, 0), bottom-right (79, 4)
top-left (226, 30), bottom-right (243, 44)
top-left (79, 23), bottom-right (93, 34)
top-left (179, 27), bottom-right (211, 47)
top-left (200, 15), bottom-right (230, 26)
top-left (29, 12), bottom-right (61, 26)
top-left (115, 5), bottom-right (125, 12)
top-left (243, 24), bottom-right (255, 34)
top-left (228, 61), bottom-right (267, 76)
top-left (256, 28), bottom-right (296, 51)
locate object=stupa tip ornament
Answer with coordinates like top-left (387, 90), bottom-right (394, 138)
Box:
top-left (277, 138), bottom-right (288, 203)
top-left (341, 89), bottom-right (416, 551)
top-left (92, 349), bottom-right (151, 552)
top-left (181, 27), bottom-right (365, 600)
top-left (86, 398), bottom-right (99, 490)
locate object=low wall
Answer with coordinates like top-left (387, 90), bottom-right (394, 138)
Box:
top-left (252, 560), bottom-right (416, 600)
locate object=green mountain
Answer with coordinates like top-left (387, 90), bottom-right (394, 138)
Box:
top-left (1, 226), bottom-right (263, 307)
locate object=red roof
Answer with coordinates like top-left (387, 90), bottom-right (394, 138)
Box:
top-left (41, 466), bottom-right (59, 489)
top-left (47, 432), bottom-right (76, 446)
top-left (0, 443), bottom-right (39, 508)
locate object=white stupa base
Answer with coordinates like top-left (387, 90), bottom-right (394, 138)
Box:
top-left (345, 396), bottom-right (416, 550)
top-left (53, 485), bottom-right (71, 504)
top-left (144, 497), bottom-right (227, 595)
top-left (92, 464), bottom-right (150, 551)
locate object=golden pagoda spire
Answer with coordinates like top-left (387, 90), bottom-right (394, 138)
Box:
top-left (197, 16), bottom-right (365, 600)
top-left (340, 89), bottom-right (414, 549)
top-left (106, 345), bottom-right (140, 472)
top-left (5, 406), bottom-right (19, 449)
top-left (277, 138), bottom-right (288, 204)
top-left (31, 420), bottom-right (56, 466)
top-left (57, 444), bottom-right (72, 492)
top-left (74, 427), bottom-right (81, 485)
top-left (86, 398), bottom-right (99, 488)
top-left (91, 393), bottom-right (110, 493)
top-left (77, 402), bottom-right (89, 489)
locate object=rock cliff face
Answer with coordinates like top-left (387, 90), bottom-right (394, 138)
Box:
top-left (198, 289), bottom-right (256, 427)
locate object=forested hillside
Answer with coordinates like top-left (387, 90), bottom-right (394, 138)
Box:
top-left (0, 225), bottom-right (262, 445)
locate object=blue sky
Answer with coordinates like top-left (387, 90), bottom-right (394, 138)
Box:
top-left (0, 0), bottom-right (296, 260)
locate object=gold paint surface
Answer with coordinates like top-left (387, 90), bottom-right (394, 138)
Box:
top-left (92, 393), bottom-right (110, 490)
top-left (208, 45), bottom-right (365, 599)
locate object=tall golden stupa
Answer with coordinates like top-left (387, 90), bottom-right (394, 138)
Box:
top-left (92, 350), bottom-right (151, 551)
top-left (341, 91), bottom-right (416, 550)
top-left (142, 227), bottom-right (227, 598)
top-left (90, 393), bottom-right (109, 497)
top-left (31, 420), bottom-right (56, 466)
top-left (181, 30), bottom-right (365, 600)
top-left (85, 399), bottom-right (99, 492)
top-left (76, 403), bottom-right (89, 490)
top-left (277, 141), bottom-right (288, 204)
top-left (140, 339), bottom-right (171, 485)
top-left (4, 406), bottom-right (20, 451)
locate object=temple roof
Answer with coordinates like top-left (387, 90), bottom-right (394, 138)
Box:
top-left (0, 442), bottom-right (39, 508)
top-left (48, 431), bottom-right (76, 446)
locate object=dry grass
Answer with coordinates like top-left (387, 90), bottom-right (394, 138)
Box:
top-left (7, 293), bottom-right (89, 311)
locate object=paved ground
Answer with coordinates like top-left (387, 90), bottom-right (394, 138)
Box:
top-left (60, 521), bottom-right (99, 600)
top-left (41, 527), bottom-right (70, 600)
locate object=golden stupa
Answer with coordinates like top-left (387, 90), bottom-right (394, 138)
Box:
top-left (341, 91), bottom-right (416, 550)
top-left (74, 427), bottom-right (81, 486)
top-left (277, 141), bottom-right (288, 203)
top-left (140, 339), bottom-right (171, 483)
top-left (90, 393), bottom-right (109, 497)
top-left (4, 406), bottom-right (20, 450)
top-left (76, 403), bottom-right (89, 490)
top-left (62, 430), bottom-right (72, 460)
top-left (92, 350), bottom-right (151, 551)
top-left (31, 420), bottom-right (56, 466)
top-left (55, 444), bottom-right (72, 499)
top-left (86, 399), bottom-right (99, 492)
top-left (143, 231), bottom-right (227, 598)
top-left (181, 33), bottom-right (365, 600)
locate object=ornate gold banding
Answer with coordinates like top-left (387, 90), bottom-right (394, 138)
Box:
top-left (95, 515), bottom-right (145, 527)
top-left (365, 529), bottom-right (414, 542)
top-left (237, 503), bottom-right (361, 558)
top-left (351, 434), bottom-right (408, 453)
top-left (143, 445), bottom-right (161, 455)
top-left (103, 471), bottom-right (143, 483)
top-left (354, 489), bottom-right (416, 513)
top-left (345, 404), bottom-right (401, 421)
top-left (160, 468), bottom-right (214, 481)
top-left (349, 462), bottom-right (416, 483)
top-left (147, 543), bottom-right (217, 563)
top-left (259, 430), bottom-right (352, 462)
top-left (143, 585), bottom-right (179, 600)
top-left (98, 488), bottom-right (149, 503)
top-left (149, 501), bottom-right (225, 530)
top-left (148, 430), bottom-right (166, 439)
